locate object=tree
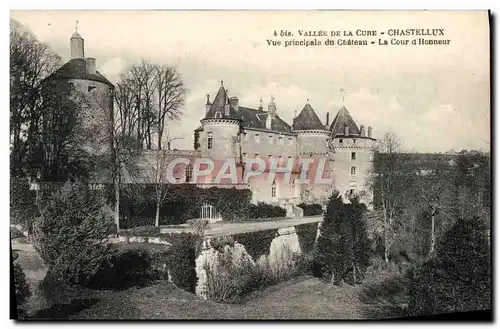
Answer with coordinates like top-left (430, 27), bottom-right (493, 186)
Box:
top-left (10, 20), bottom-right (61, 177)
top-left (33, 80), bottom-right (97, 182)
top-left (31, 181), bottom-right (116, 284)
top-left (407, 216), bottom-right (491, 316)
top-left (368, 132), bottom-right (414, 263)
top-left (411, 166), bottom-right (455, 257)
top-left (115, 60), bottom-right (187, 150)
top-left (348, 196), bottom-right (371, 284)
top-left (313, 192), bottom-right (370, 285)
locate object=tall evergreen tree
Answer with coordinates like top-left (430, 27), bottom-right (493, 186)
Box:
top-left (407, 216), bottom-right (491, 315)
top-left (313, 192), bottom-right (371, 285)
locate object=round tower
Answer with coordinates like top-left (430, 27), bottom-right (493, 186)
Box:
top-left (199, 80), bottom-right (241, 159)
top-left (329, 104), bottom-right (376, 207)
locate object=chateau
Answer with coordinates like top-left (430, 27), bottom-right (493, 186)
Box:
top-left (45, 29), bottom-right (377, 210)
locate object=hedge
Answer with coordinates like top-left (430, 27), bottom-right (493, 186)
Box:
top-left (115, 184), bottom-right (252, 228)
top-left (232, 229), bottom-right (278, 261)
top-left (297, 203), bottom-right (324, 216)
top-left (295, 222), bottom-right (320, 254)
top-left (87, 233), bottom-right (199, 293)
top-left (248, 202), bottom-right (286, 219)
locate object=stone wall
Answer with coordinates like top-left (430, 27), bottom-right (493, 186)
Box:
top-left (194, 221), bottom-right (321, 299)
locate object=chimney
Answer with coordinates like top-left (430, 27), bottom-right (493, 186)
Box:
top-left (268, 95), bottom-right (277, 119)
top-left (326, 112), bottom-right (330, 126)
top-left (224, 91), bottom-right (230, 116)
top-left (368, 126), bottom-right (372, 138)
top-left (266, 114), bottom-right (272, 130)
top-left (360, 125), bottom-right (366, 137)
top-left (344, 124), bottom-right (349, 136)
top-left (229, 96), bottom-right (239, 112)
top-left (258, 97), bottom-right (263, 111)
top-left (205, 94), bottom-right (211, 115)
top-left (86, 58), bottom-right (96, 74)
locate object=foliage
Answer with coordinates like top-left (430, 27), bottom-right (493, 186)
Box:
top-left (297, 203), bottom-right (324, 216)
top-left (13, 262), bottom-right (32, 317)
top-left (249, 202), bottom-right (286, 219)
top-left (117, 184), bottom-right (252, 227)
top-left (204, 246), bottom-right (309, 303)
top-left (313, 192), bottom-right (371, 285)
top-left (233, 229), bottom-right (278, 261)
top-left (294, 222), bottom-right (319, 254)
top-left (10, 20), bottom-right (62, 178)
top-left (11, 226), bottom-right (24, 239)
top-left (32, 181), bottom-right (116, 285)
top-left (10, 178), bottom-right (38, 228)
top-left (165, 233), bottom-right (199, 293)
top-left (406, 216), bottom-right (491, 316)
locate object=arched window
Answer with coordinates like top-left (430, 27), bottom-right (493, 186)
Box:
top-left (185, 164), bottom-right (193, 183)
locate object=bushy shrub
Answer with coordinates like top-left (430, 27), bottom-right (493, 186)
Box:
top-left (32, 181), bottom-right (116, 285)
top-left (407, 216), bottom-right (491, 316)
top-left (298, 203), bottom-right (324, 216)
top-left (248, 202), bottom-right (286, 219)
top-left (204, 246), bottom-right (310, 303)
top-left (233, 229), bottom-right (277, 261)
top-left (313, 193), bottom-right (370, 285)
top-left (295, 222), bottom-right (319, 254)
top-left (10, 178), bottom-right (38, 230)
top-left (166, 233), bottom-right (199, 293)
top-left (13, 262), bottom-right (31, 317)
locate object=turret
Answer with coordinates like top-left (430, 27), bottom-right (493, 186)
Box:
top-left (70, 30), bottom-right (84, 59)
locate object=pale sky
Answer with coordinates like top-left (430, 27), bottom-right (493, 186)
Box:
top-left (10, 10), bottom-right (490, 153)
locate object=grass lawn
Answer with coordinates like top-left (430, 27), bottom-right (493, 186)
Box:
top-left (12, 238), bottom-right (406, 320)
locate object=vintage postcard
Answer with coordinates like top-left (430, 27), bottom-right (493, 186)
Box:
top-left (9, 10), bottom-right (491, 320)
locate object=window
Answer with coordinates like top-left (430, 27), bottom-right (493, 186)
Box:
top-left (292, 179), bottom-right (299, 197)
top-left (349, 181), bottom-right (357, 197)
top-left (185, 164), bottom-right (193, 183)
top-left (207, 132), bottom-right (213, 149)
top-left (271, 181), bottom-right (277, 198)
top-left (288, 137), bottom-right (293, 146)
top-left (88, 86), bottom-right (96, 92)
top-left (268, 135), bottom-right (273, 144)
top-left (215, 112), bottom-right (222, 118)
top-left (351, 152), bottom-right (356, 160)
top-left (351, 166), bottom-right (356, 175)
top-left (255, 133), bottom-right (260, 144)
top-left (279, 135), bottom-right (283, 145)
top-left (353, 139), bottom-right (356, 143)
top-left (339, 139), bottom-right (343, 143)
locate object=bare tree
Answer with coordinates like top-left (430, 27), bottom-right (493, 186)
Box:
top-left (10, 21), bottom-right (62, 177)
top-left (368, 132), bottom-right (414, 263)
top-left (153, 65), bottom-right (186, 149)
top-left (115, 60), bottom-right (187, 150)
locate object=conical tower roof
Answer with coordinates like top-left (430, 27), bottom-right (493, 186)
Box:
top-left (329, 105), bottom-right (360, 136)
top-left (292, 103), bottom-right (325, 130)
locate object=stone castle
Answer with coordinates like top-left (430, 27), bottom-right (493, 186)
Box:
top-left (45, 29), bottom-right (377, 210)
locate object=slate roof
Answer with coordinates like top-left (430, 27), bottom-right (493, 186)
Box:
top-left (203, 83), bottom-right (293, 134)
top-left (292, 103), bottom-right (326, 130)
top-left (329, 106), bottom-right (360, 136)
top-left (46, 58), bottom-right (114, 87)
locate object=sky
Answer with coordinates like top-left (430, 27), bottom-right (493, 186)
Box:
top-left (10, 10), bottom-right (491, 153)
